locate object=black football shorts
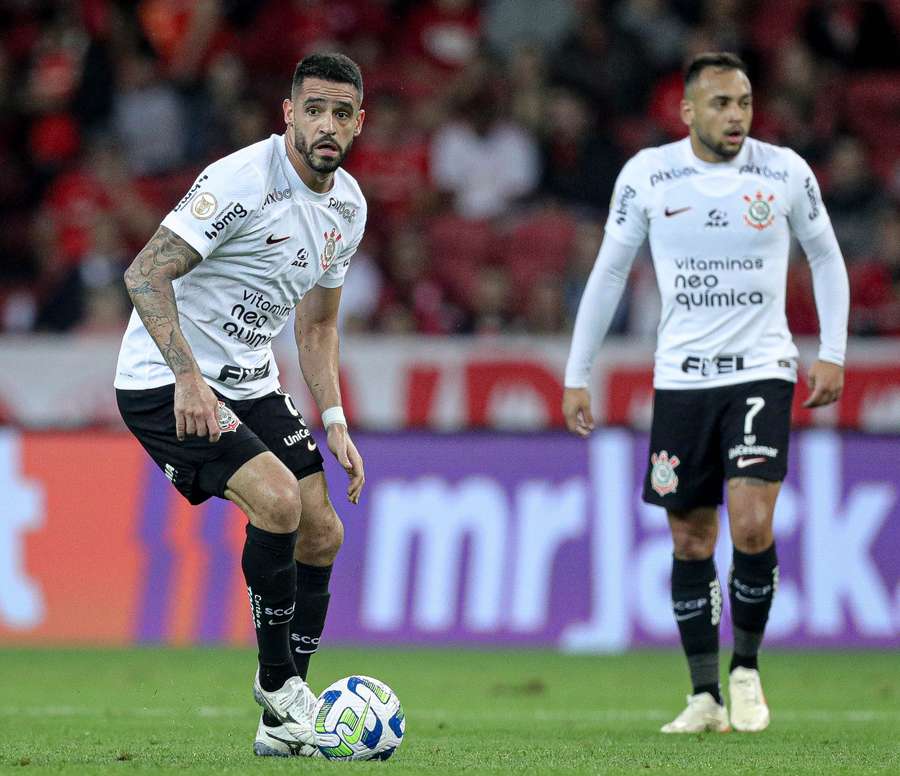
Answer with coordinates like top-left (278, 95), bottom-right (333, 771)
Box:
top-left (642, 378), bottom-right (794, 511)
top-left (117, 384), bottom-right (324, 505)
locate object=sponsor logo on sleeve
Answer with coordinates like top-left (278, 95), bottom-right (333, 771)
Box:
top-left (612, 185), bottom-right (637, 225)
top-left (650, 450), bottom-right (680, 496)
top-left (202, 201), bottom-right (248, 240)
top-left (191, 192), bottom-right (218, 219)
top-left (804, 176), bottom-right (821, 221)
top-left (173, 174), bottom-right (209, 212)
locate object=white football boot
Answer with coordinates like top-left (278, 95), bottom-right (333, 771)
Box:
top-left (729, 667), bottom-right (770, 732)
top-left (252, 670), bottom-right (317, 747)
top-left (660, 692), bottom-right (731, 733)
top-left (253, 712), bottom-right (319, 757)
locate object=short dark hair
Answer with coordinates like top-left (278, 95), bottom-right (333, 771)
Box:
top-left (292, 53), bottom-right (364, 103)
top-left (684, 52), bottom-right (748, 90)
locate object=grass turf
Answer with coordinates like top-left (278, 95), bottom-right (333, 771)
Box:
top-left (0, 648), bottom-right (898, 774)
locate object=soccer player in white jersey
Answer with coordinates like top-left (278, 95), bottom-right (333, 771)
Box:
top-left (563, 53), bottom-right (849, 734)
top-left (115, 53), bottom-right (368, 756)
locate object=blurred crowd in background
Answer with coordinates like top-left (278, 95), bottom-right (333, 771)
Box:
top-left (1, 0), bottom-right (899, 339)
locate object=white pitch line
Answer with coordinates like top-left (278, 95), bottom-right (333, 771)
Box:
top-left (413, 709), bottom-right (900, 723)
top-left (1, 706), bottom-right (898, 723)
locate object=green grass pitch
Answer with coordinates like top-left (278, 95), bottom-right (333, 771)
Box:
top-left (1, 647), bottom-right (898, 774)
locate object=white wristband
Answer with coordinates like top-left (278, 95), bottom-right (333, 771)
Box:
top-left (321, 406), bottom-right (347, 429)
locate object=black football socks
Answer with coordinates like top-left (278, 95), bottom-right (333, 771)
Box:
top-left (672, 556), bottom-right (723, 704)
top-left (242, 524), bottom-right (298, 692)
top-left (263, 561), bottom-right (333, 728)
top-left (729, 543), bottom-right (778, 673)
top-left (291, 562), bottom-right (333, 680)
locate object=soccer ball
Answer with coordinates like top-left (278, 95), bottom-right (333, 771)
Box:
top-left (313, 675), bottom-right (405, 761)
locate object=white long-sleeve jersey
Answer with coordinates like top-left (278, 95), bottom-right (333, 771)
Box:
top-left (565, 136), bottom-right (849, 389)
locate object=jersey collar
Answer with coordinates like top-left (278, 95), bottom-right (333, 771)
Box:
top-left (681, 135), bottom-right (751, 171)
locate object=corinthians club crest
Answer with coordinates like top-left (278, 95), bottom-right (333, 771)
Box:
top-left (215, 401), bottom-right (241, 433)
top-left (743, 190), bottom-right (776, 231)
top-left (320, 227), bottom-right (343, 270)
top-left (650, 450), bottom-right (680, 496)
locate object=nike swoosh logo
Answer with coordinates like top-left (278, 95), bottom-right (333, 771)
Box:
top-left (306, 439), bottom-right (317, 452)
top-left (268, 618), bottom-right (292, 626)
top-left (674, 610), bottom-right (704, 622)
top-left (664, 206), bottom-right (692, 217)
top-left (734, 591), bottom-right (767, 604)
top-left (267, 234), bottom-right (290, 244)
top-left (265, 731), bottom-right (301, 746)
top-left (736, 457), bottom-right (767, 468)
top-left (344, 696), bottom-right (371, 745)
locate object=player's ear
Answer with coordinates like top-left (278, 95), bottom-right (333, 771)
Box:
top-left (283, 98), bottom-right (294, 127)
top-left (354, 108), bottom-right (365, 136)
top-left (679, 98), bottom-right (694, 130)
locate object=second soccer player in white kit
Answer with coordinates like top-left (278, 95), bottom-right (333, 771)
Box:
top-left (563, 52), bottom-right (849, 733)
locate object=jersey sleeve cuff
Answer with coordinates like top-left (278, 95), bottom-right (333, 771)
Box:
top-left (563, 367), bottom-right (591, 389)
top-left (817, 348), bottom-right (845, 367)
top-left (160, 215), bottom-right (211, 260)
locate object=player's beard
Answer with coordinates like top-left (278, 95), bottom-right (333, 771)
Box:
top-left (696, 126), bottom-right (745, 161)
top-left (292, 126), bottom-right (353, 173)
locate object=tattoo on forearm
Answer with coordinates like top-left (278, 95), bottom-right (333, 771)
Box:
top-left (124, 226), bottom-right (202, 376)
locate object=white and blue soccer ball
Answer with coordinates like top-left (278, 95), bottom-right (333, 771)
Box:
top-left (313, 675), bottom-right (405, 761)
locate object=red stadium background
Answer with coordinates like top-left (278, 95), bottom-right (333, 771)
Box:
top-left (1, 0), bottom-right (899, 649)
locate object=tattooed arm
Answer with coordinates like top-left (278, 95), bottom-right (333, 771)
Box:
top-left (123, 225), bottom-right (221, 442)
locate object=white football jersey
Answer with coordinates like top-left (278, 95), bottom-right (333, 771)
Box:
top-left (115, 134), bottom-right (367, 399)
top-left (606, 136), bottom-right (831, 389)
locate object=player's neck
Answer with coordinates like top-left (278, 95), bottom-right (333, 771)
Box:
top-left (284, 134), bottom-right (335, 194)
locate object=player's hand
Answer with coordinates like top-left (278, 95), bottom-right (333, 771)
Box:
top-left (327, 424), bottom-right (365, 504)
top-left (803, 360), bottom-right (844, 408)
top-left (173, 372), bottom-right (222, 442)
top-left (563, 387), bottom-right (595, 437)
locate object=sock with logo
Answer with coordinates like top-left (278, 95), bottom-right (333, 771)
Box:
top-left (290, 562), bottom-right (332, 680)
top-left (729, 543), bottom-right (777, 673)
top-left (672, 555), bottom-right (722, 703)
top-left (241, 524), bottom-right (298, 692)
top-left (262, 562), bottom-right (333, 728)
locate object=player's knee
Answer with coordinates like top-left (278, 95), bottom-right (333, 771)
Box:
top-left (672, 535), bottom-right (716, 560)
top-left (299, 504), bottom-right (344, 562)
top-left (731, 523), bottom-right (771, 554)
top-left (263, 479), bottom-right (303, 533)
top-left (670, 522), bottom-right (717, 559)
